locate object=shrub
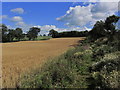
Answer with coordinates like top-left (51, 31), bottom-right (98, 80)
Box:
top-left (88, 51), bottom-right (120, 89)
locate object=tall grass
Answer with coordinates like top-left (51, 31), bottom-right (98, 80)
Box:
top-left (20, 43), bottom-right (93, 88)
top-left (20, 37), bottom-right (120, 88)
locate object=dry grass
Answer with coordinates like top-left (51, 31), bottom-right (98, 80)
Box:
top-left (2, 37), bottom-right (85, 88)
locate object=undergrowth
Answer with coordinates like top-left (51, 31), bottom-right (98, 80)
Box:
top-left (20, 37), bottom-right (120, 88)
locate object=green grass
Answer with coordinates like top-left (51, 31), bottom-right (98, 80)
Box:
top-left (35, 36), bottom-right (52, 40)
top-left (13, 36), bottom-right (52, 41)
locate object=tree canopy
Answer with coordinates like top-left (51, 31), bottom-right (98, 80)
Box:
top-left (89, 15), bottom-right (120, 41)
top-left (27, 27), bottom-right (41, 40)
top-left (49, 29), bottom-right (89, 38)
top-left (15, 28), bottom-right (23, 41)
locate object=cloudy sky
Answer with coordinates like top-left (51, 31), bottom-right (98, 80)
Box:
top-left (1, 1), bottom-right (119, 35)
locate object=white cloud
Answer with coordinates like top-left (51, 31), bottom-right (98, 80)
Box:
top-left (0, 15), bottom-right (8, 19)
top-left (60, 26), bottom-right (91, 32)
top-left (91, 2), bottom-right (118, 13)
top-left (34, 25), bottom-right (59, 35)
top-left (34, 25), bottom-right (91, 35)
top-left (10, 8), bottom-right (24, 14)
top-left (6, 25), bottom-right (16, 30)
top-left (88, 0), bottom-right (100, 2)
top-left (16, 21), bottom-right (26, 26)
top-left (10, 16), bottom-right (28, 32)
top-left (57, 2), bottom-right (118, 28)
top-left (91, 2), bottom-right (118, 19)
top-left (88, 0), bottom-right (119, 2)
top-left (14, 24), bottom-right (32, 33)
top-left (56, 5), bottom-right (93, 27)
top-left (11, 16), bottom-right (23, 22)
top-left (40, 25), bottom-right (58, 31)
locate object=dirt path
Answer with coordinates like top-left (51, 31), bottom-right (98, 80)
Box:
top-left (2, 37), bottom-right (84, 88)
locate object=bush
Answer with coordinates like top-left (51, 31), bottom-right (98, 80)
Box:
top-left (88, 51), bottom-right (120, 88)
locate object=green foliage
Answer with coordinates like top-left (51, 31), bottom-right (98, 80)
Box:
top-left (88, 54), bottom-right (120, 88)
top-left (7, 29), bottom-right (16, 42)
top-left (20, 45), bottom-right (92, 88)
top-left (20, 39), bottom-right (120, 88)
top-left (89, 20), bottom-right (106, 41)
top-left (89, 15), bottom-right (120, 41)
top-left (1, 24), bottom-right (44, 42)
top-left (15, 28), bottom-right (23, 41)
top-left (27, 27), bottom-right (40, 40)
top-left (104, 15), bottom-right (120, 31)
top-left (35, 36), bottom-right (52, 40)
top-left (20, 35), bottom-right (120, 88)
top-left (1, 24), bottom-right (24, 42)
top-left (58, 30), bottom-right (88, 37)
top-left (0, 24), bottom-right (8, 42)
top-left (48, 29), bottom-right (59, 38)
top-left (48, 30), bottom-right (89, 38)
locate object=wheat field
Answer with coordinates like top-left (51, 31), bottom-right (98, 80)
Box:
top-left (2, 37), bottom-right (85, 88)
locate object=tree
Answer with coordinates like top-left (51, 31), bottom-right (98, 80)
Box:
top-left (49, 29), bottom-right (59, 38)
top-left (15, 28), bottom-right (23, 41)
top-left (43, 34), bottom-right (46, 36)
top-left (0, 24), bottom-right (8, 42)
top-left (7, 29), bottom-right (15, 42)
top-left (27, 27), bottom-right (40, 40)
top-left (104, 15), bottom-right (120, 41)
top-left (89, 20), bottom-right (106, 41)
top-left (89, 15), bottom-right (120, 41)
top-left (104, 15), bottom-right (119, 32)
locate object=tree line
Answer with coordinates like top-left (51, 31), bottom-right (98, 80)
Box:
top-left (1, 15), bottom-right (120, 43)
top-left (0, 25), bottom-right (40, 42)
top-left (48, 30), bottom-right (89, 38)
top-left (0, 25), bottom-right (89, 43)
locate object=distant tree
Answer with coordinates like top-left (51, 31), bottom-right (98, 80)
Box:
top-left (15, 28), bottom-right (23, 41)
top-left (58, 31), bottom-right (88, 37)
top-left (43, 34), bottom-right (46, 36)
top-left (40, 34), bottom-right (42, 36)
top-left (0, 24), bottom-right (8, 42)
top-left (21, 34), bottom-right (26, 40)
top-left (49, 29), bottom-right (59, 38)
top-left (27, 27), bottom-right (40, 40)
top-left (7, 29), bottom-right (15, 42)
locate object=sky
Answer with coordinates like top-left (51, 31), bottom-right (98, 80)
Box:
top-left (1, 1), bottom-right (120, 35)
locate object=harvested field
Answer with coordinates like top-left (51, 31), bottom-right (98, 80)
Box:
top-left (2, 37), bottom-right (85, 88)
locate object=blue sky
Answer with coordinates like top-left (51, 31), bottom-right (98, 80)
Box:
top-left (1, 2), bottom-right (119, 34)
top-left (2, 2), bottom-right (73, 28)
